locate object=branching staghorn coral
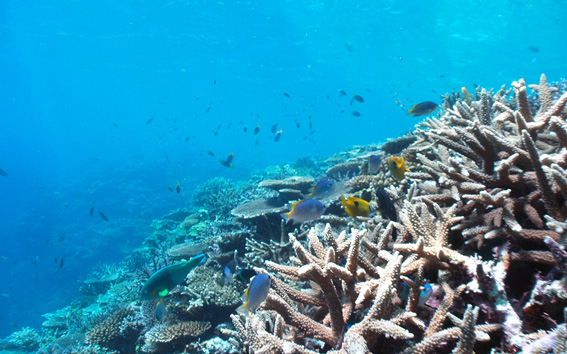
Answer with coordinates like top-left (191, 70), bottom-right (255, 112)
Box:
top-left (406, 75), bottom-right (567, 257)
top-left (230, 219), bottom-right (501, 353)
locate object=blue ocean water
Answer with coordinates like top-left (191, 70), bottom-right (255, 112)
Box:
top-left (0, 0), bottom-right (564, 338)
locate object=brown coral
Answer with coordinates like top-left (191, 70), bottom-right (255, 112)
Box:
top-left (85, 308), bottom-right (139, 353)
top-left (143, 321), bottom-right (211, 353)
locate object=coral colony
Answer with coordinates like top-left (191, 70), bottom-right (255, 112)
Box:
top-left (3, 74), bottom-right (567, 353)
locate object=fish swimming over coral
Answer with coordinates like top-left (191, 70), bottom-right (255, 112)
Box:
top-left (281, 199), bottom-right (326, 224)
top-left (219, 152), bottom-right (235, 168)
top-left (407, 101), bottom-right (438, 117)
top-left (309, 180), bottom-right (336, 199)
top-left (235, 268), bottom-right (257, 283)
top-left (340, 195), bottom-right (372, 219)
top-left (461, 87), bottom-right (472, 104)
top-left (367, 155), bottom-right (381, 174)
top-left (224, 259), bottom-right (237, 284)
top-left (387, 156), bottom-right (410, 180)
top-left (376, 188), bottom-right (397, 222)
top-left (140, 253), bottom-right (206, 300)
top-left (155, 298), bottom-right (166, 321)
top-left (236, 273), bottom-right (271, 316)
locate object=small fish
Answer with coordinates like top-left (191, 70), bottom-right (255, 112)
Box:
top-left (376, 188), bottom-right (397, 222)
top-left (98, 211), bottom-right (109, 222)
top-left (254, 139), bottom-right (259, 147)
top-left (226, 152), bottom-right (234, 164)
top-left (310, 180), bottom-right (336, 199)
top-left (236, 274), bottom-right (271, 316)
top-left (167, 186), bottom-right (173, 192)
top-left (351, 111), bottom-right (361, 117)
top-left (220, 153), bottom-right (235, 168)
top-left (0, 168), bottom-right (7, 177)
top-left (271, 124), bottom-right (278, 134)
top-left (207, 150), bottom-right (215, 157)
top-left (224, 259), bottom-right (237, 284)
top-left (141, 253), bottom-right (207, 300)
top-left (54, 257), bottom-right (58, 264)
top-left (340, 195), bottom-right (372, 219)
top-left (176, 183), bottom-right (181, 194)
top-left (89, 206), bottom-right (95, 217)
top-left (236, 268), bottom-right (257, 283)
top-left (281, 199), bottom-right (326, 224)
top-left (388, 156), bottom-right (410, 180)
top-left (407, 101), bottom-right (438, 117)
top-left (213, 80), bottom-right (217, 85)
top-left (243, 127), bottom-right (248, 133)
top-left (352, 94), bottom-right (364, 103)
top-left (367, 155), bottom-right (381, 175)
top-left (528, 45), bottom-right (539, 53)
top-left (59, 257), bottom-right (65, 269)
top-left (254, 125), bottom-right (260, 135)
top-left (295, 120), bottom-right (300, 128)
top-left (274, 130), bottom-right (283, 142)
top-left (419, 283), bottom-right (433, 307)
top-left (283, 92), bottom-right (290, 98)
top-left (206, 107), bottom-right (211, 113)
top-left (338, 89), bottom-right (347, 96)
top-left (461, 87), bottom-right (471, 104)
top-left (146, 118), bottom-right (154, 125)
top-left (155, 298), bottom-right (166, 321)
top-left (185, 136), bottom-right (190, 142)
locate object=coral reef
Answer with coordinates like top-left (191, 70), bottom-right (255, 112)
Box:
top-left (193, 177), bottom-right (242, 219)
top-left (4, 75), bottom-right (567, 354)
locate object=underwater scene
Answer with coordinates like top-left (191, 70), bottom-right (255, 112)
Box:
top-left (1, 0), bottom-right (567, 353)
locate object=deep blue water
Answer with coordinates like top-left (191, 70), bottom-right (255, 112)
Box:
top-left (0, 0), bottom-right (565, 338)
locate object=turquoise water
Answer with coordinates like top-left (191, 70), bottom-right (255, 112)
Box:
top-left (0, 0), bottom-right (565, 338)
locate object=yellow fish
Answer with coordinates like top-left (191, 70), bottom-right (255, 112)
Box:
top-left (340, 195), bottom-right (372, 219)
top-left (462, 87), bottom-right (471, 104)
top-left (388, 156), bottom-right (410, 180)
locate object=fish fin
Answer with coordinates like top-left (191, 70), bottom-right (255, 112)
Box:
top-left (280, 212), bottom-right (290, 222)
top-left (340, 195), bottom-right (347, 207)
top-left (236, 303), bottom-right (250, 317)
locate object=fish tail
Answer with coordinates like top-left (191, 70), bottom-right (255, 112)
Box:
top-left (280, 212), bottom-right (290, 222)
top-left (236, 303), bottom-right (250, 317)
top-left (340, 195), bottom-right (347, 206)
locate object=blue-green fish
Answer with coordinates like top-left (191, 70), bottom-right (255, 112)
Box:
top-left (407, 101), bottom-right (438, 117)
top-left (418, 283), bottom-right (433, 307)
top-left (237, 273), bottom-right (271, 316)
top-left (140, 253), bottom-right (206, 300)
top-left (309, 180), bottom-right (336, 199)
top-left (281, 199), bottom-right (325, 224)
